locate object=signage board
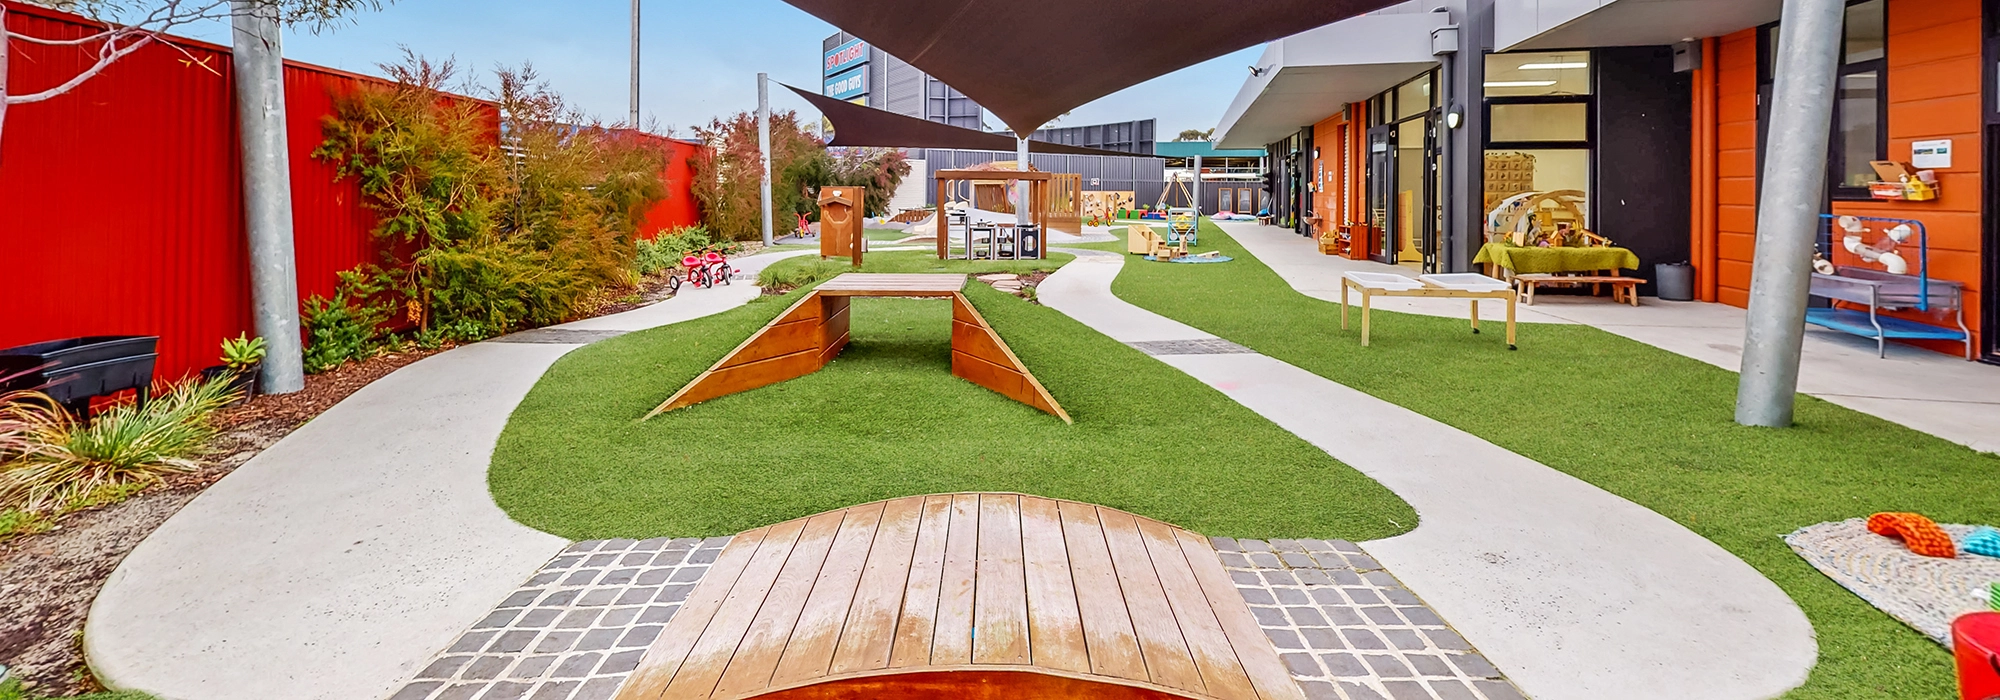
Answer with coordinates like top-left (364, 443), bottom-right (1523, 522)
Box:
top-left (824, 67), bottom-right (868, 101)
top-left (1912, 139), bottom-right (1952, 169)
top-left (824, 38), bottom-right (868, 77)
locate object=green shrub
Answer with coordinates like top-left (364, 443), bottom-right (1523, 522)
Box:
top-left (635, 225), bottom-right (717, 276)
top-left (301, 292), bottom-right (387, 374)
top-left (0, 378), bottom-right (238, 514)
top-left (219, 334), bottom-right (267, 372)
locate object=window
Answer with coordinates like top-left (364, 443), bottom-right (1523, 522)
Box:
top-left (1483, 52), bottom-right (1594, 227)
top-left (1761, 0), bottom-right (1887, 199)
top-left (1484, 52), bottom-right (1593, 97)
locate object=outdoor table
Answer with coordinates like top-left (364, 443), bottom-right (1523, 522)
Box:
top-left (1473, 242), bottom-right (1640, 276)
top-left (1340, 272), bottom-right (1518, 349)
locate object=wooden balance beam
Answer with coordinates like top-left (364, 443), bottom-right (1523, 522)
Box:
top-left (612, 493), bottom-right (1308, 700)
top-left (645, 274), bottom-right (1069, 423)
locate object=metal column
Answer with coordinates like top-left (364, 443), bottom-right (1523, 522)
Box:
top-left (628, 0), bottom-right (640, 126)
top-left (230, 1), bottom-right (303, 394)
top-left (758, 73), bottom-right (774, 247)
top-left (1736, 0), bottom-right (1846, 427)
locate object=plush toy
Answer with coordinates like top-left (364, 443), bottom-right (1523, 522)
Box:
top-left (1868, 512), bottom-right (1957, 558)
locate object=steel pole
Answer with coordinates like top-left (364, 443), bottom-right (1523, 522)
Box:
top-left (629, 0), bottom-right (640, 127)
top-left (758, 73), bottom-right (774, 247)
top-left (1016, 135), bottom-right (1031, 227)
top-left (230, 1), bottom-right (303, 394)
top-left (1736, 0), bottom-right (1845, 427)
top-left (1193, 155), bottom-right (1204, 214)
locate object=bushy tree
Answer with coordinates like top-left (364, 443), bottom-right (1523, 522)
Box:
top-left (311, 54), bottom-right (670, 345)
top-left (689, 110), bottom-right (826, 241)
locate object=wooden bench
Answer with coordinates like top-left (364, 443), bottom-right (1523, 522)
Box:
top-left (645, 274), bottom-right (1068, 423)
top-left (1512, 273), bottom-right (1643, 307)
top-left (614, 493), bottom-right (1307, 700)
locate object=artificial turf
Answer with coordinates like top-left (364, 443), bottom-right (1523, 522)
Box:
top-left (490, 252), bottom-right (1414, 543)
top-left (1084, 220), bottom-right (2000, 700)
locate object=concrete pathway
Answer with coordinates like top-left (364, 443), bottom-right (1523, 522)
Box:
top-left (1214, 220), bottom-right (2000, 454)
top-left (84, 251), bottom-right (813, 700)
top-left (1041, 247), bottom-right (1817, 700)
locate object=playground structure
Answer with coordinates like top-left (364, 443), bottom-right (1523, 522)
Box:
top-left (612, 493), bottom-right (1309, 700)
top-left (1807, 214), bottom-right (1973, 359)
top-left (817, 187), bottom-right (864, 267)
top-left (645, 274), bottom-right (1069, 422)
top-left (934, 168), bottom-right (1059, 261)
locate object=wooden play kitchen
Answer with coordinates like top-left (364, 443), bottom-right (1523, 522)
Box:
top-left (645, 274), bottom-right (1068, 422)
top-left (1340, 272), bottom-right (1519, 349)
top-left (612, 493), bottom-right (1308, 700)
top-left (934, 168), bottom-right (1051, 262)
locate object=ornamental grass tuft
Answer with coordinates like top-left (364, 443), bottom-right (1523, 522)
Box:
top-left (0, 377), bottom-right (237, 514)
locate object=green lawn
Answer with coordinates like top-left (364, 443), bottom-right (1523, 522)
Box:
top-left (1079, 221), bottom-right (2000, 699)
top-left (491, 253), bottom-right (1414, 542)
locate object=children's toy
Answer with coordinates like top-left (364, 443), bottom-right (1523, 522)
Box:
top-left (1808, 214), bottom-right (1972, 360)
top-left (1964, 527), bottom-right (2000, 559)
top-left (1167, 208), bottom-right (1198, 245)
top-left (1867, 512), bottom-right (1957, 558)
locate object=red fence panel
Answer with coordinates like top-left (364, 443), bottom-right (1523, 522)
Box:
top-left (0, 1), bottom-right (700, 381)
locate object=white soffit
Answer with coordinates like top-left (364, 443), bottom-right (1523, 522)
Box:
top-left (1214, 8), bottom-right (1447, 149)
top-left (1496, 0), bottom-right (1784, 52)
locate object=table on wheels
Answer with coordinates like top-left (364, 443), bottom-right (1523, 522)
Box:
top-left (1339, 272), bottom-right (1519, 349)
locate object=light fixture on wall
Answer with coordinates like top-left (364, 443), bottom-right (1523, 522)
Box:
top-left (1445, 110), bottom-right (1462, 129)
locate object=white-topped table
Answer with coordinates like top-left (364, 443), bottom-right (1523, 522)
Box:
top-left (1340, 272), bottom-right (1518, 349)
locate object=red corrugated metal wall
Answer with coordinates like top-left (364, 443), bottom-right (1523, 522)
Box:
top-left (1, 1), bottom-right (700, 379)
top-left (635, 135), bottom-right (704, 237)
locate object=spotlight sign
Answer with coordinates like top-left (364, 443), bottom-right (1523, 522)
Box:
top-left (824, 38), bottom-right (868, 77)
top-left (824, 67), bottom-right (868, 101)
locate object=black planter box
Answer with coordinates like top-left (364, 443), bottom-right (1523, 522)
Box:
top-left (0, 336), bottom-right (160, 415)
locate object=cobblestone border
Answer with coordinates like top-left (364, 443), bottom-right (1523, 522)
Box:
top-left (386, 538), bottom-right (727, 700)
top-left (1217, 537), bottom-right (1527, 700)
top-left (393, 535), bottom-right (1524, 700)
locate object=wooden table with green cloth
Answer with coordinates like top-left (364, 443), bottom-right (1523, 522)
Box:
top-left (1475, 242), bottom-right (1641, 275)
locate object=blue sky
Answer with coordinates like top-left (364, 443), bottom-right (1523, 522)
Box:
top-left (178, 0), bottom-right (1261, 139)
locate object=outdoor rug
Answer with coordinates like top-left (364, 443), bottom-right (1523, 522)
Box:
top-left (1787, 518), bottom-right (2000, 648)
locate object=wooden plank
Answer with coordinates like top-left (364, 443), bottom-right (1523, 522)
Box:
top-left (773, 292), bottom-right (827, 325)
top-left (658, 349), bottom-right (824, 414)
top-left (890, 495), bottom-right (955, 668)
top-left (816, 273), bottom-right (966, 295)
top-left (614, 527), bottom-right (771, 700)
top-left (771, 502), bottom-right (887, 684)
top-left (1097, 509), bottom-right (1205, 695)
top-left (830, 496), bottom-right (927, 674)
top-left (718, 319), bottom-right (824, 369)
top-left (951, 320), bottom-right (1019, 370)
top-left (1173, 529), bottom-right (1307, 700)
top-left (1019, 496), bottom-right (1089, 674)
top-left (1056, 501), bottom-right (1149, 683)
top-left (949, 294), bottom-right (1071, 424)
top-left (929, 493), bottom-right (981, 665)
top-left (973, 494), bottom-right (1030, 665)
top-left (1136, 519), bottom-right (1259, 700)
top-left (662, 518), bottom-right (811, 698)
top-left (710, 511), bottom-right (847, 697)
top-left (951, 351), bottom-right (1028, 402)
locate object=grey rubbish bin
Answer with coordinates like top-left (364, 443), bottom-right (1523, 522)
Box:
top-left (1656, 263), bottom-right (1694, 301)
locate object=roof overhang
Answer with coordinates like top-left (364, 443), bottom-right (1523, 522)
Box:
top-left (1214, 9), bottom-right (1448, 150)
top-left (1495, 0), bottom-right (1783, 52)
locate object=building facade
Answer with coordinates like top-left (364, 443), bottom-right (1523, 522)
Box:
top-left (1032, 119), bottom-right (1157, 155)
top-left (1217, 0), bottom-right (1995, 361)
top-left (822, 32), bottom-right (984, 130)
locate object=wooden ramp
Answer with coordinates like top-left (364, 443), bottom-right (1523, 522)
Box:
top-left (646, 274), bottom-right (1068, 423)
top-left (613, 494), bottom-right (1307, 700)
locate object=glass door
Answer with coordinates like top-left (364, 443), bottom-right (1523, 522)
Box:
top-left (1367, 124), bottom-right (1397, 264)
top-left (1395, 117), bottom-right (1432, 268)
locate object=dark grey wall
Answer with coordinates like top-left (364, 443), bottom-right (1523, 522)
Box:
top-left (918, 149), bottom-right (1166, 208)
top-left (1595, 45), bottom-right (1693, 296)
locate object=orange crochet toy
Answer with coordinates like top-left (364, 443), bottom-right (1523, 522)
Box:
top-left (1868, 512), bottom-right (1958, 558)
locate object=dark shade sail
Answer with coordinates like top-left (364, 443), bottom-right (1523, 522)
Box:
top-left (787, 85), bottom-right (1140, 157)
top-left (783, 0), bottom-right (1404, 135)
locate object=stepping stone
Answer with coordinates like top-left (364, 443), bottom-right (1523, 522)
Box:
top-left (976, 273), bottom-right (1019, 282)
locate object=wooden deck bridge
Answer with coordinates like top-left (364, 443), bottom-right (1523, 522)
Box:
top-left (613, 494), bottom-right (1306, 700)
